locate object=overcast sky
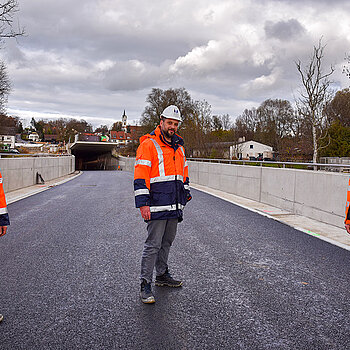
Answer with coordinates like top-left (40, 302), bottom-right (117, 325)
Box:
top-left (2, 0), bottom-right (350, 128)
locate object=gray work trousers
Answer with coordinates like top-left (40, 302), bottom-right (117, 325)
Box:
top-left (140, 218), bottom-right (178, 283)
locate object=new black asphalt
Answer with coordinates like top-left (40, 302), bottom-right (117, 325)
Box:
top-left (1, 170), bottom-right (350, 349)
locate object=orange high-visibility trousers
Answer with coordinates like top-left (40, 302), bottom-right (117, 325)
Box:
top-left (0, 171), bottom-right (8, 216)
top-left (0, 170), bottom-right (10, 227)
top-left (345, 178), bottom-right (350, 225)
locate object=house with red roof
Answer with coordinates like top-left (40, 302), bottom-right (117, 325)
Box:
top-left (110, 131), bottom-right (131, 145)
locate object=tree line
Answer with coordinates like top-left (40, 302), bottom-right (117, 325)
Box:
top-left (2, 84), bottom-right (349, 160)
top-left (24, 117), bottom-right (128, 142)
top-left (0, 113), bottom-right (137, 143)
top-left (139, 84), bottom-right (350, 161)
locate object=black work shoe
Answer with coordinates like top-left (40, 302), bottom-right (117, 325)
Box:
top-left (155, 269), bottom-right (183, 287)
top-left (0, 314), bottom-right (3, 322)
top-left (140, 279), bottom-right (155, 304)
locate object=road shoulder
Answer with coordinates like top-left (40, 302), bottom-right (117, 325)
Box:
top-left (6, 171), bottom-right (82, 204)
top-left (191, 183), bottom-right (350, 251)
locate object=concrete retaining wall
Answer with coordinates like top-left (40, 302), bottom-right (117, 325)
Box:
top-left (118, 156), bottom-right (136, 172)
top-left (0, 156), bottom-right (75, 193)
top-left (118, 156), bottom-right (347, 228)
top-left (189, 161), bottom-right (348, 229)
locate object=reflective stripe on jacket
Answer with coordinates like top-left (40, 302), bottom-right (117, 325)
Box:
top-left (134, 126), bottom-right (191, 221)
top-left (345, 178), bottom-right (350, 225)
top-left (0, 170), bottom-right (10, 226)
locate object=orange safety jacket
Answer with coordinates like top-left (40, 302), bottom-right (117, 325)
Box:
top-left (0, 170), bottom-right (10, 226)
top-left (134, 126), bottom-right (191, 221)
top-left (345, 178), bottom-right (350, 225)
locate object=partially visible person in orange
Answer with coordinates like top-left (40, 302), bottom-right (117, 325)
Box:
top-left (0, 170), bottom-right (10, 323)
top-left (345, 178), bottom-right (350, 234)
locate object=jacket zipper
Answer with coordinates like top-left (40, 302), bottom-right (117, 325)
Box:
top-left (174, 151), bottom-right (178, 211)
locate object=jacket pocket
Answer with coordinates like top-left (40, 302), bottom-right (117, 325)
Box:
top-left (150, 182), bottom-right (176, 206)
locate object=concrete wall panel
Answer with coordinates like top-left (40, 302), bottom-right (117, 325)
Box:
top-left (208, 164), bottom-right (222, 190)
top-left (7, 169), bottom-right (21, 192)
top-left (22, 169), bottom-right (34, 188)
top-left (189, 161), bottom-right (348, 229)
top-left (234, 166), bottom-right (261, 201)
top-left (198, 170), bottom-right (209, 187)
top-left (220, 173), bottom-right (237, 194)
top-left (0, 156), bottom-right (75, 192)
top-left (118, 157), bottom-right (348, 229)
top-left (260, 168), bottom-right (296, 212)
top-left (221, 163), bottom-right (235, 176)
top-left (188, 162), bottom-right (198, 184)
top-left (293, 171), bottom-right (347, 227)
top-left (119, 157), bottom-right (135, 172)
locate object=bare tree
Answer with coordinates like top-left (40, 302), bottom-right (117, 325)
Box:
top-left (94, 124), bottom-right (109, 135)
top-left (256, 99), bottom-right (296, 152)
top-left (343, 53), bottom-right (350, 80)
top-left (180, 99), bottom-right (212, 157)
top-left (110, 121), bottom-right (123, 132)
top-left (0, 0), bottom-right (24, 112)
top-left (0, 0), bottom-right (24, 42)
top-left (141, 87), bottom-right (196, 134)
top-left (0, 61), bottom-right (10, 112)
top-left (234, 108), bottom-right (259, 141)
top-left (221, 114), bottom-right (231, 131)
top-left (296, 39), bottom-right (334, 163)
top-left (211, 115), bottom-right (223, 131)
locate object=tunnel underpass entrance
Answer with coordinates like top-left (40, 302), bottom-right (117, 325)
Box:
top-left (69, 141), bottom-right (118, 170)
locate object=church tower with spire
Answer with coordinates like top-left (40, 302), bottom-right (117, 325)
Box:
top-left (122, 110), bottom-right (127, 132)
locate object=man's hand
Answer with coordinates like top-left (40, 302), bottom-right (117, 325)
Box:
top-left (345, 224), bottom-right (350, 234)
top-left (140, 206), bottom-right (151, 221)
top-left (0, 226), bottom-right (7, 237)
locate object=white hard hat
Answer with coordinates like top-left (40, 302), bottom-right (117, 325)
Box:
top-left (160, 105), bottom-right (181, 122)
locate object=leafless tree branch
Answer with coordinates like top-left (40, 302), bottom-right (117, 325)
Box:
top-left (0, 0), bottom-right (24, 40)
top-left (295, 38), bottom-right (334, 163)
top-left (0, 0), bottom-right (25, 112)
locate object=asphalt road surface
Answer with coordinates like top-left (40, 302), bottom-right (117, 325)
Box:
top-left (1, 171), bottom-right (350, 349)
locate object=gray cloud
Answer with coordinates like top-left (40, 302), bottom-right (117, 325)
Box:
top-left (1, 0), bottom-right (349, 127)
top-left (103, 60), bottom-right (166, 91)
top-left (264, 19), bottom-right (306, 41)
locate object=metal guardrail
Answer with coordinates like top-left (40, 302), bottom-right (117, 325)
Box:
top-left (187, 158), bottom-right (350, 172)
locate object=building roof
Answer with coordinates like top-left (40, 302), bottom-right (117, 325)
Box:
top-left (237, 140), bottom-right (273, 150)
top-left (44, 134), bottom-right (58, 140)
top-left (110, 131), bottom-right (130, 139)
top-left (0, 126), bottom-right (17, 135)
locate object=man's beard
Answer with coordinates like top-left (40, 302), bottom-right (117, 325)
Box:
top-left (162, 128), bottom-right (175, 139)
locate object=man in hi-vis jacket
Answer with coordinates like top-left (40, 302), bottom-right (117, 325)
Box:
top-left (0, 170), bottom-right (10, 322)
top-left (134, 105), bottom-right (192, 304)
top-left (345, 178), bottom-right (350, 234)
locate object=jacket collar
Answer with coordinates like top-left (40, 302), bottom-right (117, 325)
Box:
top-left (146, 126), bottom-right (184, 149)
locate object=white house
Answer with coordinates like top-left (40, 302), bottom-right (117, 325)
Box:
top-left (230, 140), bottom-right (273, 160)
top-left (0, 135), bottom-right (15, 149)
top-left (28, 132), bottom-right (40, 142)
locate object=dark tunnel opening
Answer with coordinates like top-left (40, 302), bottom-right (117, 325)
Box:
top-left (74, 152), bottom-right (118, 170)
top-left (70, 143), bottom-right (119, 170)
